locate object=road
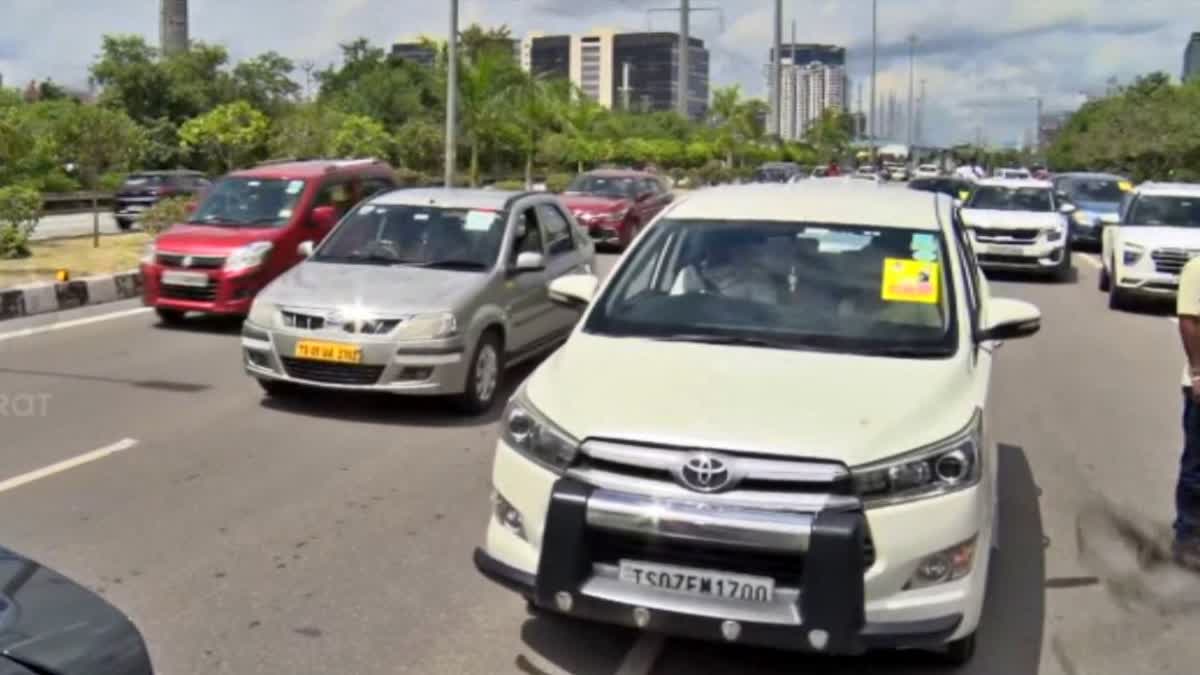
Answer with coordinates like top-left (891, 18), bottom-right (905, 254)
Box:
top-left (0, 252), bottom-right (1195, 675)
top-left (32, 211), bottom-right (121, 240)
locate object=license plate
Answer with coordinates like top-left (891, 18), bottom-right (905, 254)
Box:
top-left (294, 340), bottom-right (362, 364)
top-left (984, 243), bottom-right (1027, 255)
top-left (618, 560), bottom-right (774, 603)
top-left (161, 270), bottom-right (209, 287)
top-left (121, 204), bottom-right (148, 213)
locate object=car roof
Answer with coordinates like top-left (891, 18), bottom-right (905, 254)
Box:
top-left (129, 169), bottom-right (204, 176)
top-left (1055, 172), bottom-right (1127, 181)
top-left (975, 178), bottom-right (1052, 189)
top-left (665, 183), bottom-right (945, 231)
top-left (233, 159), bottom-right (390, 179)
top-left (583, 169), bottom-right (655, 179)
top-left (1134, 182), bottom-right (1200, 198)
top-left (368, 187), bottom-right (536, 211)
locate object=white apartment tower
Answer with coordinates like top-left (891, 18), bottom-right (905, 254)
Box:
top-left (772, 59), bottom-right (847, 141)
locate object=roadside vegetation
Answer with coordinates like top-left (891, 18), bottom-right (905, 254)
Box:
top-left (0, 232), bottom-right (149, 286)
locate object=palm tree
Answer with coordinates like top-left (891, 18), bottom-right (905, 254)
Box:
top-left (511, 76), bottom-right (571, 188)
top-left (457, 45), bottom-right (521, 186)
top-left (709, 85), bottom-right (744, 167)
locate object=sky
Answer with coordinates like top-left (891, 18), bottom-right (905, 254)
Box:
top-left (1, 0), bottom-right (1197, 146)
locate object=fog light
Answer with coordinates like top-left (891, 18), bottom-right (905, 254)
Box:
top-left (633, 607), bottom-right (651, 628)
top-left (396, 367), bottom-right (434, 381)
top-left (720, 620), bottom-right (741, 641)
top-left (934, 450), bottom-right (970, 484)
top-left (245, 350), bottom-right (271, 369)
top-left (555, 591), bottom-right (573, 612)
top-left (490, 491), bottom-right (526, 541)
top-left (906, 535), bottom-right (978, 589)
top-left (808, 629), bottom-right (829, 650)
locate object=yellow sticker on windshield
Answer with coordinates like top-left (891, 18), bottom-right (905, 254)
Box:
top-left (882, 258), bottom-right (940, 304)
top-left (1118, 181), bottom-right (1133, 192)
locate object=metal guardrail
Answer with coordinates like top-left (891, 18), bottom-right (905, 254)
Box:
top-left (42, 191), bottom-right (114, 214)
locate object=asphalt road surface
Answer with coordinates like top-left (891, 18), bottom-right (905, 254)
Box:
top-left (32, 211), bottom-right (121, 240)
top-left (0, 252), bottom-right (1196, 675)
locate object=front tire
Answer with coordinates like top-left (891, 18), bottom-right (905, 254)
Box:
top-left (1099, 264), bottom-right (1111, 292)
top-left (115, 217), bottom-right (134, 231)
top-left (155, 308), bottom-right (187, 325)
top-left (940, 632), bottom-right (977, 667)
top-left (455, 331), bottom-right (504, 414)
top-left (1108, 282), bottom-right (1130, 311)
top-left (1052, 248), bottom-right (1073, 282)
top-left (258, 379), bottom-right (300, 397)
top-left (621, 221), bottom-right (641, 251)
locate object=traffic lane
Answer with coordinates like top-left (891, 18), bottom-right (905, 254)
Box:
top-left (32, 211), bottom-right (120, 240)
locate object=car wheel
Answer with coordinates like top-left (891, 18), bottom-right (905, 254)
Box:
top-left (155, 308), bottom-right (187, 325)
top-left (116, 217), bottom-right (134, 231)
top-left (622, 221), bottom-right (641, 251)
top-left (1108, 283), bottom-right (1129, 311)
top-left (258, 379), bottom-right (300, 397)
top-left (1099, 264), bottom-right (1111, 292)
top-left (939, 632), bottom-right (977, 667)
top-left (455, 331), bottom-right (504, 414)
top-left (1052, 248), bottom-right (1072, 283)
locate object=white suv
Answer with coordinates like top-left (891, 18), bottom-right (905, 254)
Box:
top-left (1101, 182), bottom-right (1200, 309)
top-left (959, 178), bottom-right (1075, 280)
top-left (473, 182), bottom-right (1041, 665)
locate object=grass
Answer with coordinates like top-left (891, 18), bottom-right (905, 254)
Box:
top-left (0, 232), bottom-right (150, 287)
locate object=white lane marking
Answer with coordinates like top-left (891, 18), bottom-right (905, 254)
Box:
top-left (0, 307), bottom-right (151, 343)
top-left (0, 438), bottom-right (138, 495)
top-left (516, 650), bottom-right (573, 675)
top-left (615, 633), bottom-right (665, 675)
top-left (1078, 254), bottom-right (1102, 270)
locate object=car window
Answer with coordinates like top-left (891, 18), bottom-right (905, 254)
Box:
top-left (187, 177), bottom-right (307, 228)
top-left (566, 175), bottom-right (639, 199)
top-left (1126, 195), bottom-right (1200, 227)
top-left (512, 207), bottom-right (545, 261)
top-left (360, 177), bottom-right (395, 200)
top-left (1061, 178), bottom-right (1126, 203)
top-left (313, 203), bottom-right (504, 270)
top-left (314, 180), bottom-right (356, 218)
top-left (585, 218), bottom-right (956, 357)
top-left (537, 203), bottom-right (575, 257)
top-left (122, 174), bottom-right (166, 189)
top-left (639, 178), bottom-right (659, 196)
top-left (950, 213), bottom-right (979, 328)
top-left (966, 186), bottom-right (1052, 212)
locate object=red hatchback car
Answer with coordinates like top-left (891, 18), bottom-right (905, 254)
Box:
top-left (140, 159), bottom-right (396, 323)
top-left (560, 170), bottom-right (673, 250)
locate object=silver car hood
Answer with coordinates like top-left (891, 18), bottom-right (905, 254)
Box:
top-left (261, 261), bottom-right (491, 314)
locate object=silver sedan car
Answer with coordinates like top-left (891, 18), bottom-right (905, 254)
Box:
top-left (241, 188), bottom-right (595, 412)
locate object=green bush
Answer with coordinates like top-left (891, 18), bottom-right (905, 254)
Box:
top-left (139, 196), bottom-right (192, 236)
top-left (0, 185), bottom-right (42, 259)
top-left (546, 173), bottom-right (573, 193)
top-left (97, 171), bottom-right (127, 192)
top-left (37, 171), bottom-right (83, 193)
top-left (394, 167), bottom-right (427, 187)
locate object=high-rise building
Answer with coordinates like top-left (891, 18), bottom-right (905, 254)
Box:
top-left (768, 43), bottom-right (845, 67)
top-left (160, 0), bottom-right (189, 56)
top-left (1184, 33), bottom-right (1200, 82)
top-left (770, 58), bottom-right (847, 140)
top-left (521, 30), bottom-right (709, 119)
top-left (390, 42), bottom-right (437, 68)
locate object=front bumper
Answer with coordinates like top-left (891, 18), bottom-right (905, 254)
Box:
top-left (1114, 269), bottom-right (1179, 298)
top-left (241, 322), bottom-right (471, 395)
top-left (972, 236), bottom-right (1067, 273)
top-left (141, 263), bottom-right (265, 316)
top-left (478, 443), bottom-right (989, 654)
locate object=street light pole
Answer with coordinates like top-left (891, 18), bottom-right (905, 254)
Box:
top-left (444, 0), bottom-right (459, 187)
top-left (906, 34), bottom-right (916, 150)
top-left (772, 0), bottom-right (783, 136)
top-left (869, 0), bottom-right (877, 162)
top-left (677, 0), bottom-right (690, 118)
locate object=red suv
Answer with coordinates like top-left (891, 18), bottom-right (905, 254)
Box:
top-left (140, 159), bottom-right (396, 323)
top-left (560, 170), bottom-right (673, 250)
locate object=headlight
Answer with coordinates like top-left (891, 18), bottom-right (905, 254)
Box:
top-left (851, 411), bottom-right (982, 508)
top-left (1122, 243), bottom-right (1144, 266)
top-left (1046, 224), bottom-right (1065, 242)
top-left (140, 242), bottom-right (157, 265)
top-left (225, 241), bottom-right (274, 272)
top-left (605, 209), bottom-right (629, 222)
top-left (1071, 210), bottom-right (1093, 227)
top-left (247, 299), bottom-right (276, 327)
top-left (502, 391), bottom-right (580, 473)
top-left (394, 312), bottom-right (457, 340)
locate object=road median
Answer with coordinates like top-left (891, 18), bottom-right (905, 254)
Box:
top-left (0, 233), bottom-right (145, 322)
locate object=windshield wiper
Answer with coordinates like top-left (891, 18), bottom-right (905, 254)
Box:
top-left (316, 253), bottom-right (404, 265)
top-left (646, 334), bottom-right (804, 350)
top-left (855, 344), bottom-right (953, 358)
top-left (415, 259), bottom-right (489, 270)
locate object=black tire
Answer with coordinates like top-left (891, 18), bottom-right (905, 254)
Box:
top-left (1099, 264), bottom-right (1111, 292)
top-left (940, 632), bottom-right (977, 667)
top-left (1108, 283), bottom-right (1129, 311)
top-left (155, 308), bottom-right (187, 325)
top-left (257, 379), bottom-right (300, 397)
top-left (622, 221), bottom-right (641, 251)
top-left (455, 330), bottom-right (504, 414)
top-left (1052, 248), bottom-right (1073, 283)
top-left (115, 217), bottom-right (134, 231)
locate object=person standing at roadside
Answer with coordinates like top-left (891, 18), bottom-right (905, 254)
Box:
top-left (1173, 257), bottom-right (1200, 568)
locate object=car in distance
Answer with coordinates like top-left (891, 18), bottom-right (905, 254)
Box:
top-left (1052, 172), bottom-right (1130, 248)
top-left (0, 544), bottom-right (153, 674)
top-left (474, 181), bottom-right (1041, 665)
top-left (140, 159), bottom-right (396, 325)
top-left (560, 170), bottom-right (672, 250)
top-left (908, 176), bottom-right (975, 205)
top-left (994, 167), bottom-right (1032, 180)
top-left (958, 178), bottom-right (1075, 280)
top-left (1100, 182), bottom-right (1200, 309)
top-left (883, 162), bottom-right (910, 182)
top-left (752, 162), bottom-right (803, 184)
top-left (914, 164), bottom-right (941, 179)
top-left (242, 188), bottom-right (595, 413)
top-left (113, 169), bottom-right (209, 230)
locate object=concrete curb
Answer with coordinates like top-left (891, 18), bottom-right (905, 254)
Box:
top-left (0, 270), bottom-right (142, 322)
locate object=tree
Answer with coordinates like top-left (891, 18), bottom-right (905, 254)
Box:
top-left (709, 85), bottom-right (746, 166)
top-left (179, 101), bottom-right (269, 172)
top-left (459, 24), bottom-right (515, 62)
top-left (0, 185), bottom-right (41, 259)
top-left (233, 52), bottom-right (300, 115)
top-left (317, 39), bottom-right (428, 128)
top-left (269, 104), bottom-right (345, 160)
top-left (510, 77), bottom-right (570, 187)
top-left (395, 118), bottom-right (444, 173)
top-left (457, 45), bottom-right (523, 185)
top-left (90, 35), bottom-right (173, 123)
top-left (805, 109), bottom-right (852, 164)
top-left (327, 114), bottom-right (393, 160)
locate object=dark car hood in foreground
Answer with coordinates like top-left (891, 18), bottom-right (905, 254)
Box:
top-left (0, 547), bottom-right (152, 675)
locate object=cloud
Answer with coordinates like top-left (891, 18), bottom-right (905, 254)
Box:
top-left (0, 0), bottom-right (1194, 146)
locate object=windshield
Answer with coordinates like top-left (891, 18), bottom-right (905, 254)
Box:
top-left (188, 177), bottom-right (306, 227)
top-left (122, 174), bottom-right (167, 188)
top-left (565, 175), bottom-right (638, 199)
top-left (1061, 178), bottom-right (1125, 204)
top-left (584, 219), bottom-right (956, 356)
top-left (966, 186), bottom-right (1052, 212)
top-left (1126, 195), bottom-right (1200, 228)
top-left (313, 203), bottom-right (505, 269)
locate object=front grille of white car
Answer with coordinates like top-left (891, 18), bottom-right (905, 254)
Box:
top-left (1151, 248), bottom-right (1200, 275)
top-left (973, 227), bottom-right (1039, 244)
top-left (281, 310), bottom-right (401, 335)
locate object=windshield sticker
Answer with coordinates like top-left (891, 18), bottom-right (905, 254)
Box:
top-left (882, 258), bottom-right (940, 304)
top-left (1118, 180), bottom-right (1133, 192)
top-left (910, 233), bottom-right (938, 251)
top-left (278, 208), bottom-right (293, 219)
top-left (413, 212), bottom-right (430, 221)
top-left (286, 180), bottom-right (305, 195)
top-left (465, 210), bottom-right (497, 231)
top-left (912, 249), bottom-right (938, 262)
top-left (248, 180), bottom-right (261, 187)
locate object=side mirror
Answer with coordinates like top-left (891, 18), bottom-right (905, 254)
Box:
top-left (310, 205), bottom-right (338, 229)
top-left (977, 298), bottom-right (1041, 342)
top-left (1059, 203), bottom-right (1077, 214)
top-left (513, 251), bottom-right (545, 273)
top-left (953, 198), bottom-right (964, 208)
top-left (548, 273), bottom-right (599, 309)
top-left (636, 192), bottom-right (652, 202)
top-left (297, 241), bottom-right (315, 258)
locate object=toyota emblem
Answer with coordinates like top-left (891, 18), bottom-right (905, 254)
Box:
top-left (675, 452), bottom-right (737, 493)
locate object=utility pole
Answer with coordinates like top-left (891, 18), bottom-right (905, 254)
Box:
top-left (869, 0), bottom-right (877, 160)
top-left (1032, 95), bottom-right (1044, 154)
top-left (678, 0), bottom-right (690, 118)
top-left (772, 0), bottom-right (783, 136)
top-left (916, 78), bottom-right (926, 146)
top-left (856, 80), bottom-right (864, 140)
top-left (906, 34), bottom-right (917, 149)
top-left (620, 62), bottom-right (633, 111)
top-left (301, 61), bottom-right (316, 102)
top-left (444, 0), bottom-right (458, 187)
